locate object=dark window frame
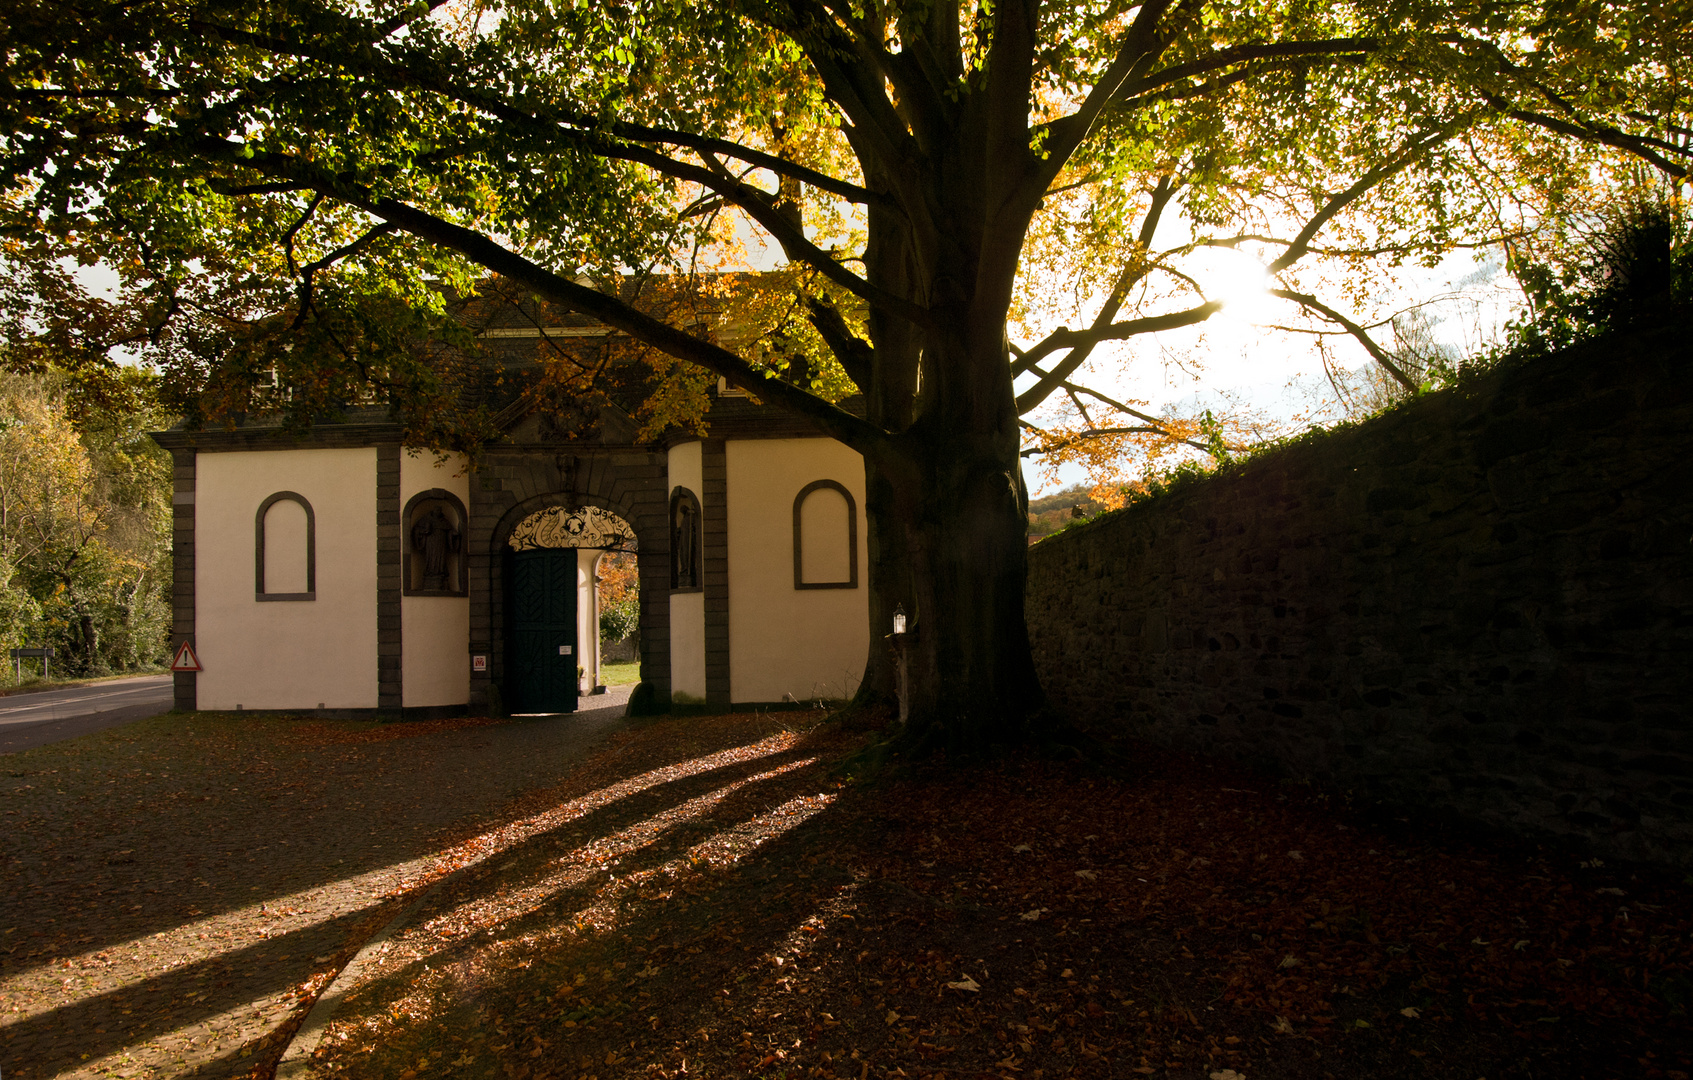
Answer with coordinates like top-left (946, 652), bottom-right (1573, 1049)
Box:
top-left (402, 488), bottom-right (470, 597)
top-left (792, 479), bottom-right (859, 590)
top-left (255, 491), bottom-right (316, 601)
top-left (670, 486), bottom-right (703, 593)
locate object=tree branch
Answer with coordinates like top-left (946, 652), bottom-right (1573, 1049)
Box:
top-left (208, 180), bottom-right (309, 197)
top-left (214, 155), bottom-right (891, 454)
top-left (1036, 0), bottom-right (1179, 189)
top-left (742, 1), bottom-right (922, 180)
top-left (1014, 300), bottom-right (1223, 415)
top-left (804, 297), bottom-right (874, 394)
top-left (1111, 38), bottom-right (1379, 109)
top-left (1269, 288), bottom-right (1418, 391)
top-left (1482, 95), bottom-right (1691, 179)
top-left (598, 141), bottom-right (927, 325)
top-left (1012, 175), bottom-right (1175, 380)
top-left (292, 222), bottom-right (399, 329)
top-left (184, 16), bottom-right (888, 206)
top-left (1021, 424), bottom-right (1211, 458)
top-left (1267, 124), bottom-right (1465, 274)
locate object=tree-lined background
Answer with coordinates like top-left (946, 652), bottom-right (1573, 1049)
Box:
top-left (0, 367), bottom-right (171, 677)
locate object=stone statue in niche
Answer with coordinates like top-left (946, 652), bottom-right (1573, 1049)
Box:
top-left (674, 499), bottom-right (698, 588)
top-left (411, 505), bottom-right (462, 591)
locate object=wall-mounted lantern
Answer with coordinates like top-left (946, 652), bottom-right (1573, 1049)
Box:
top-left (892, 604), bottom-right (907, 636)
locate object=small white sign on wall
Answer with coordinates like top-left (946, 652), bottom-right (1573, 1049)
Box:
top-left (471, 655), bottom-right (487, 672)
top-left (558, 645), bottom-right (573, 655)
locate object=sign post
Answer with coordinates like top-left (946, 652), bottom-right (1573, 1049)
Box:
top-left (8, 647), bottom-right (55, 685)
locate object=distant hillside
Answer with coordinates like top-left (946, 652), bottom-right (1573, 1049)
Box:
top-left (1027, 484), bottom-right (1103, 540)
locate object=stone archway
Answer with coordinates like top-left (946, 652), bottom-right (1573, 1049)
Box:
top-left (466, 449), bottom-right (671, 715)
top-left (502, 504), bottom-right (636, 712)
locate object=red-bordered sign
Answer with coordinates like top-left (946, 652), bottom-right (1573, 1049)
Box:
top-left (170, 641), bottom-right (202, 672)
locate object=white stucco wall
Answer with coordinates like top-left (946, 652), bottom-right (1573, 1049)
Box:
top-left (726, 438), bottom-right (868, 703)
top-left (196, 448), bottom-right (378, 710)
top-left (400, 451), bottom-right (471, 708)
top-left (668, 441), bottom-right (706, 701)
top-left (670, 591), bottom-right (705, 701)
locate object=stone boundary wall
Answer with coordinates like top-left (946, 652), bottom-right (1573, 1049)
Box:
top-left (1026, 331), bottom-right (1693, 866)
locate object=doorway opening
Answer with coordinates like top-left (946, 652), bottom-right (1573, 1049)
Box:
top-left (596, 551), bottom-right (640, 689)
top-left (503, 504), bottom-right (636, 714)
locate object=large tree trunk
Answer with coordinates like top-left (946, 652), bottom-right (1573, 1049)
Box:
top-left (847, 132), bottom-right (1049, 746)
top-left (894, 433), bottom-right (1043, 749)
top-left (855, 456), bottom-right (907, 711)
top-left (877, 305), bottom-right (1045, 749)
top-left (850, 198), bottom-right (924, 714)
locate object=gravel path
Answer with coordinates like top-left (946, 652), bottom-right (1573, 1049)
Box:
top-left (0, 690), bottom-right (632, 1079)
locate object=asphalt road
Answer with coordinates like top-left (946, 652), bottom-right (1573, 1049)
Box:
top-left (0, 674), bottom-right (174, 753)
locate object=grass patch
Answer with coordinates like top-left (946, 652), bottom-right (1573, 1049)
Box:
top-left (599, 659), bottom-right (641, 686)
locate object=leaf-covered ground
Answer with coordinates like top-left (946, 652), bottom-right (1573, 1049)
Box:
top-left (0, 697), bottom-right (633, 1079)
top-left (305, 713), bottom-right (1692, 1080)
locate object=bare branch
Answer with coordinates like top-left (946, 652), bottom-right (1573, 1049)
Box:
top-left (1064, 386), bottom-right (1094, 428)
top-left (1269, 288), bottom-right (1419, 391)
top-left (1062, 381), bottom-right (1171, 429)
top-left (1021, 425), bottom-right (1212, 459)
top-left (1192, 230), bottom-right (1532, 259)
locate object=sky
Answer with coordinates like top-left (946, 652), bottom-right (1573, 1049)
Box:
top-left (1011, 243), bottom-right (1523, 495)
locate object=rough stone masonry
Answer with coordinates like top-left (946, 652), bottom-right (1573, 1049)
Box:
top-left (1026, 327), bottom-right (1693, 867)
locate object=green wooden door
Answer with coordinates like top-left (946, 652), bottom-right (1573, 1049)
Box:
top-left (506, 549), bottom-right (579, 713)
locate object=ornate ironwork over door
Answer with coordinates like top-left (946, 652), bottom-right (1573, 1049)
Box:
top-left (505, 548), bottom-right (579, 713)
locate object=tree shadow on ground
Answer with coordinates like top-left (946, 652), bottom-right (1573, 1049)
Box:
top-left (304, 721), bottom-right (1693, 1080)
top-left (0, 701), bottom-right (830, 1078)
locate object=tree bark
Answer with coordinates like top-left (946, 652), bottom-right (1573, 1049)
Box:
top-left (850, 196), bottom-right (924, 712)
top-left (838, 71), bottom-right (1049, 745)
top-left (892, 443), bottom-right (1043, 749)
top-left (874, 306), bottom-right (1045, 749)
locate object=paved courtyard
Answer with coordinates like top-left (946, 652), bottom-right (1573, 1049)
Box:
top-left (0, 690), bottom-right (632, 1079)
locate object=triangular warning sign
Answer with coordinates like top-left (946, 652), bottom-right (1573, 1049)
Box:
top-left (170, 640), bottom-right (202, 673)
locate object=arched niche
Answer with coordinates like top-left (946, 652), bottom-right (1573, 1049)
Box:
top-left (404, 488), bottom-right (469, 596)
top-left (670, 487), bottom-right (702, 591)
top-left (255, 491), bottom-right (315, 601)
top-left (792, 479), bottom-right (858, 590)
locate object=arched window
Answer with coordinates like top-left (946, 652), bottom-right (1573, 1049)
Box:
top-left (792, 480), bottom-right (858, 590)
top-left (670, 486), bottom-right (702, 591)
top-left (255, 491), bottom-right (315, 601)
top-left (403, 489), bottom-right (469, 596)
